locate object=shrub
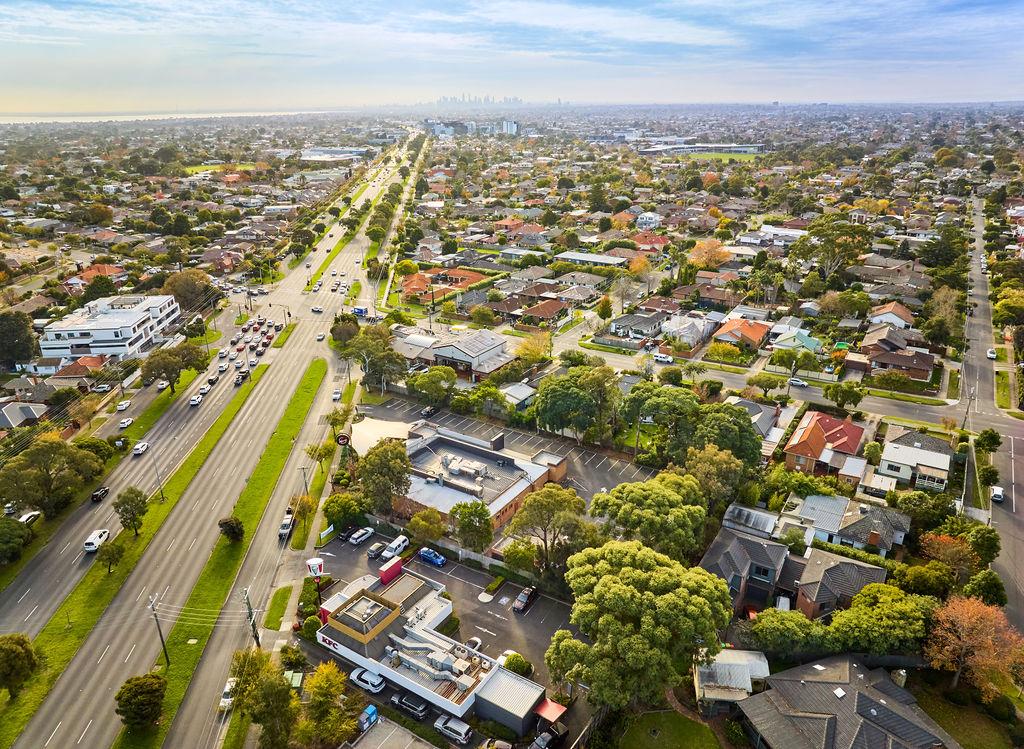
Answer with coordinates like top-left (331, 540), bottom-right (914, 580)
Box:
top-left (502, 652), bottom-right (533, 676)
top-left (471, 719), bottom-right (517, 742)
top-left (279, 643), bottom-right (308, 671)
top-left (944, 686), bottom-right (971, 706)
top-left (378, 705), bottom-right (447, 748)
top-left (300, 615), bottom-right (321, 641)
top-left (983, 694), bottom-right (1015, 723)
top-left (484, 576), bottom-right (505, 594)
top-left (436, 615), bottom-right (460, 638)
top-left (811, 540), bottom-right (906, 577)
top-left (297, 575), bottom-right (333, 618)
top-left (724, 719), bottom-right (749, 747)
top-left (1009, 722), bottom-right (1024, 745)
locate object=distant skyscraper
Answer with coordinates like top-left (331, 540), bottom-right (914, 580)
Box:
top-left (501, 120), bottom-right (519, 136)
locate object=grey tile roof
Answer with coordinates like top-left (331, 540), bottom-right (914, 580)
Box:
top-left (798, 549), bottom-right (887, 607)
top-left (889, 428), bottom-right (954, 458)
top-left (699, 528), bottom-right (789, 593)
top-left (839, 504), bottom-right (911, 551)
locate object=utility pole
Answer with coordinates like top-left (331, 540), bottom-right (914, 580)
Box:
top-left (149, 596), bottom-right (170, 667)
top-left (298, 465), bottom-right (310, 496)
top-left (242, 588), bottom-right (261, 649)
top-left (961, 387), bottom-right (976, 430)
top-left (153, 460), bottom-right (167, 503)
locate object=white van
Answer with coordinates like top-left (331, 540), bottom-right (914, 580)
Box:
top-left (653, 353), bottom-right (674, 364)
top-left (380, 534), bottom-right (409, 562)
top-left (84, 529), bottom-right (110, 552)
top-left (433, 716), bottom-right (473, 745)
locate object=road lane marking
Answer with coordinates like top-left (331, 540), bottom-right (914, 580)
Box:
top-left (188, 537), bottom-right (197, 551)
top-left (135, 585), bottom-right (147, 602)
top-left (193, 498), bottom-right (202, 511)
top-left (59, 541), bottom-right (71, 555)
top-left (1012, 437), bottom-right (1017, 514)
top-left (44, 722), bottom-right (61, 747)
top-left (166, 537), bottom-right (176, 552)
top-left (24, 604), bottom-right (38, 622)
top-left (162, 585), bottom-right (170, 599)
top-left (16, 587), bottom-right (30, 603)
top-left (97, 644), bottom-right (110, 664)
top-left (124, 643), bottom-right (136, 663)
top-left (72, 551), bottom-right (84, 565)
top-left (77, 720), bottom-right (93, 745)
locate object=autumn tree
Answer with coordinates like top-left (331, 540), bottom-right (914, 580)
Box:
top-left (292, 660), bottom-right (358, 747)
top-left (406, 508), bottom-right (446, 546)
top-left (690, 239), bottom-right (727, 269)
top-left (925, 596), bottom-right (1024, 698)
top-left (790, 214), bottom-right (872, 278)
top-left (921, 533), bottom-right (979, 583)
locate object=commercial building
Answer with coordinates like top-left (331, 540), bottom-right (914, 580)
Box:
top-left (316, 564), bottom-right (553, 736)
top-left (39, 295), bottom-right (181, 360)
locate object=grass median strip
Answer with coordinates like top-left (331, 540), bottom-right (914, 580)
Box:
top-left (0, 366), bottom-right (268, 749)
top-left (271, 322), bottom-right (297, 348)
top-left (113, 358), bottom-right (327, 749)
top-left (865, 388), bottom-right (948, 406)
top-left (290, 443), bottom-right (336, 550)
top-left (996, 370), bottom-right (1012, 409)
top-left (262, 585), bottom-right (293, 630)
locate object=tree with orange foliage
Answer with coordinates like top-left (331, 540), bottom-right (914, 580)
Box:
top-left (701, 172), bottom-right (720, 190)
top-left (690, 239), bottom-right (727, 269)
top-left (925, 596), bottom-right (1024, 698)
top-left (920, 533), bottom-right (979, 584)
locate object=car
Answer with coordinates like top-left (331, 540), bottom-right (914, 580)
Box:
top-left (234, 374), bottom-right (245, 386)
top-left (529, 723), bottom-right (569, 749)
top-left (311, 306), bottom-right (324, 313)
top-left (336, 524), bottom-right (360, 541)
top-left (189, 394), bottom-right (203, 406)
top-left (91, 486), bottom-right (110, 502)
top-left (390, 691), bottom-right (429, 720)
top-left (2, 502), bottom-right (14, 516)
top-left (235, 359), bottom-right (244, 369)
top-left (116, 399), bottom-right (131, 411)
top-left (464, 636), bottom-right (482, 651)
top-left (349, 527), bottom-right (374, 546)
top-left (987, 348), bottom-right (998, 359)
top-left (142, 376), bottom-right (155, 386)
top-left (118, 417), bottom-right (133, 429)
top-left (316, 332), bottom-right (326, 341)
top-left (156, 380), bottom-right (170, 391)
top-left (218, 362), bottom-right (229, 372)
top-left (420, 406), bottom-right (437, 418)
top-left (264, 331), bottom-right (274, 341)
top-left (991, 486), bottom-right (1005, 503)
top-left (380, 534), bottom-right (410, 561)
top-left (208, 374), bottom-right (219, 388)
top-left (497, 649), bottom-right (519, 667)
top-left (219, 677), bottom-right (237, 712)
top-left (83, 529), bottom-right (110, 552)
top-left (236, 343), bottom-right (246, 352)
top-left (331, 269), bottom-right (338, 276)
top-left (243, 334), bottom-right (253, 344)
top-left (17, 511), bottom-right (42, 527)
top-left (218, 348), bottom-right (228, 359)
top-left (482, 742), bottom-right (513, 749)
top-left (229, 350), bottom-right (239, 360)
top-left (133, 442), bottom-right (150, 456)
top-left (278, 515), bottom-right (294, 539)
top-left (255, 348), bottom-right (265, 357)
top-left (366, 542), bottom-right (386, 559)
top-left (200, 384), bottom-right (213, 396)
top-left (434, 716), bottom-right (473, 745)
top-left (94, 384), bottom-right (112, 393)
top-left (275, 323), bottom-right (284, 331)
top-left (418, 547), bottom-right (447, 567)
top-left (332, 388), bottom-right (342, 401)
top-left (513, 586), bottom-right (538, 613)
top-left (305, 261), bottom-right (312, 268)
top-left (788, 377), bottom-right (808, 388)
top-left (249, 358), bottom-right (258, 367)
top-left (349, 667), bottom-right (386, 694)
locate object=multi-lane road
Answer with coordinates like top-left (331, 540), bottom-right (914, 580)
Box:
top-left (9, 146), bottom-right (412, 749)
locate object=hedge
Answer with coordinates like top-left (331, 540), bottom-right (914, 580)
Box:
top-left (484, 575), bottom-right (505, 594)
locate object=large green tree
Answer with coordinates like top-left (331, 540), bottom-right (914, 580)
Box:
top-left (322, 492), bottom-right (366, 530)
top-left (0, 433), bottom-right (102, 516)
top-left (0, 517), bottom-right (31, 564)
top-left (684, 446), bottom-right (744, 512)
top-left (114, 673), bottom-right (167, 728)
top-left (292, 660), bottom-right (358, 747)
top-left (356, 438), bottom-right (411, 516)
top-left (408, 366), bottom-right (457, 405)
top-left (250, 672), bottom-right (299, 749)
top-left (0, 311), bottom-right (36, 367)
top-left (82, 274), bottom-right (117, 302)
top-left (544, 540), bottom-right (731, 709)
top-left (504, 484), bottom-right (585, 570)
top-left (406, 507), bottom-right (446, 546)
top-left (534, 375), bottom-right (595, 443)
top-left (113, 486), bottom-right (149, 537)
top-left (748, 608), bottom-right (827, 657)
top-left (829, 583), bottom-right (931, 655)
top-left (161, 268), bottom-right (219, 309)
top-left (0, 633), bottom-right (39, 697)
top-left (449, 500), bottom-right (493, 552)
top-left (693, 404), bottom-right (762, 469)
top-left (790, 214), bottom-right (872, 277)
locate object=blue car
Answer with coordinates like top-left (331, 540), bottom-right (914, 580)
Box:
top-left (418, 547), bottom-right (447, 567)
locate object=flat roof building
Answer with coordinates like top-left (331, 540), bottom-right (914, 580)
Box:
top-left (39, 295), bottom-right (181, 360)
top-left (553, 251), bottom-right (628, 267)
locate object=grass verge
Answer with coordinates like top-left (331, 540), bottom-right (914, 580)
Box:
top-left (909, 674), bottom-right (1010, 749)
top-left (948, 369), bottom-right (961, 400)
top-left (0, 366), bottom-right (268, 749)
top-left (290, 447), bottom-right (335, 551)
top-left (220, 710), bottom-right (250, 749)
top-left (233, 313), bottom-right (249, 325)
top-left (865, 389), bottom-right (948, 406)
top-left (262, 585), bottom-right (293, 630)
top-left (700, 361), bottom-right (749, 375)
top-left (620, 711), bottom-right (721, 749)
top-left (342, 382), bottom-right (357, 404)
top-left (344, 280), bottom-right (362, 304)
top-left (187, 329), bottom-right (223, 347)
top-left (360, 391), bottom-right (388, 405)
top-left (112, 358), bottom-right (326, 749)
top-left (995, 371), bottom-right (1011, 409)
top-left (272, 322), bottom-right (297, 349)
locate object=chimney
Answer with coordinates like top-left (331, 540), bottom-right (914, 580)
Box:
top-left (867, 530), bottom-right (881, 547)
top-left (891, 668), bottom-right (907, 688)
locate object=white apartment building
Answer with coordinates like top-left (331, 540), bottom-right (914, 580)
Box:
top-left (40, 295), bottom-right (181, 360)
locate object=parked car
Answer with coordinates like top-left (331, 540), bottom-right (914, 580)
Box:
top-left (987, 348), bottom-right (998, 359)
top-left (91, 486), bottom-right (110, 502)
top-left (2, 502), bottom-right (14, 516)
top-left (83, 529), bottom-right (110, 552)
top-left (529, 723), bottom-right (569, 749)
top-left (116, 399), bottom-right (131, 411)
top-left (133, 441), bottom-right (150, 456)
top-left (366, 542), bottom-right (386, 559)
top-left (349, 668), bottom-right (386, 694)
top-left (156, 380), bottom-right (170, 391)
top-left (418, 547), bottom-right (447, 567)
top-left (434, 716), bottom-right (473, 746)
top-left (390, 691), bottom-right (429, 720)
top-left (497, 649), bottom-right (519, 667)
top-left (464, 636), bottom-right (482, 651)
top-left (380, 534), bottom-right (409, 561)
top-left (349, 527), bottom-right (374, 546)
top-left (513, 586), bottom-right (538, 613)
top-left (94, 384), bottom-right (112, 393)
top-left (420, 406), bottom-right (437, 418)
top-left (118, 417), bottom-right (133, 429)
top-left (17, 511), bottom-right (42, 528)
top-left (787, 377), bottom-right (808, 388)
top-left (218, 678), bottom-right (237, 712)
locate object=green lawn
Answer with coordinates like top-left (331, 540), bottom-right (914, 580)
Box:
top-left (948, 369), bottom-right (961, 400)
top-left (363, 240), bottom-right (381, 266)
top-left (360, 391), bottom-right (388, 405)
top-left (272, 322), bottom-right (297, 348)
top-left (184, 162), bottom-right (257, 174)
top-left (866, 389), bottom-right (948, 406)
top-left (187, 328), bottom-right (223, 347)
top-left (909, 675), bottom-right (1010, 749)
top-left (995, 346), bottom-right (1009, 363)
top-left (700, 361), bottom-right (749, 375)
top-left (221, 711), bottom-right (250, 749)
top-left (290, 445), bottom-right (335, 551)
top-left (233, 312), bottom-right (249, 325)
top-left (996, 371), bottom-right (1012, 409)
top-left (344, 280), bottom-right (362, 304)
top-left (262, 585), bottom-right (293, 630)
top-left (620, 711), bottom-right (721, 749)
top-left (0, 367), bottom-right (267, 749)
top-left (342, 381), bottom-right (357, 404)
top-left (112, 359), bottom-right (326, 749)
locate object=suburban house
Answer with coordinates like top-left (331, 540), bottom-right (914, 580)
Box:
top-left (39, 294), bottom-right (181, 360)
top-left (661, 312), bottom-right (720, 348)
top-left (693, 649), bottom-right (770, 717)
top-left (62, 263), bottom-right (129, 295)
top-left (771, 329), bottom-right (822, 354)
top-left (699, 527), bottom-right (790, 613)
top-left (783, 411), bottom-right (865, 482)
top-left (553, 251), bottom-right (628, 268)
top-left (867, 349), bottom-right (936, 382)
top-left (791, 548), bottom-right (886, 619)
top-left (0, 401), bottom-right (49, 429)
top-left (778, 494), bottom-right (910, 558)
top-left (635, 211), bottom-right (662, 230)
top-left (738, 657), bottom-right (962, 749)
top-left (876, 432), bottom-right (952, 491)
top-left (868, 301), bottom-right (916, 329)
top-left (713, 318), bottom-right (771, 350)
top-left (430, 330), bottom-right (516, 383)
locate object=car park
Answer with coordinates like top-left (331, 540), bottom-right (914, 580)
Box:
top-left (380, 534), bottom-right (409, 561)
top-left (189, 394), bottom-right (203, 406)
top-left (420, 406), bottom-right (437, 418)
top-left (219, 678), bottom-right (237, 712)
top-left (348, 668), bottom-right (386, 694)
top-left (116, 399), bottom-right (131, 411)
top-left (464, 636), bottom-right (482, 651)
top-left (418, 547), bottom-right (447, 567)
top-left (390, 691), bottom-right (429, 720)
top-left (434, 716), bottom-right (473, 746)
top-left (118, 417), bottom-right (133, 429)
top-left (83, 529), bottom-right (110, 552)
top-left (133, 442), bottom-right (150, 456)
top-left (349, 527), bottom-right (374, 545)
top-left (513, 586), bottom-right (538, 613)
top-left (366, 542), bottom-right (386, 559)
top-left (91, 486), bottom-right (110, 502)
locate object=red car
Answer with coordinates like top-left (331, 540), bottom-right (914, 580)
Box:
top-left (235, 344), bottom-right (245, 352)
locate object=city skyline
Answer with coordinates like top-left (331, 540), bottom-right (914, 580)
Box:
top-left (2, 0), bottom-right (1023, 115)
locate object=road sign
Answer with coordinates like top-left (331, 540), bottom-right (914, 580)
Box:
top-left (336, 433), bottom-right (350, 446)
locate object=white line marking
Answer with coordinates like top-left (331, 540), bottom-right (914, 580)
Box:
top-left (162, 585), bottom-right (170, 599)
top-left (44, 722), bottom-right (61, 747)
top-left (188, 537), bottom-right (197, 551)
top-left (77, 720), bottom-right (93, 745)
top-left (1012, 437), bottom-right (1017, 514)
top-left (97, 644), bottom-right (110, 664)
top-left (193, 498), bottom-right (201, 511)
top-left (59, 541), bottom-right (71, 555)
top-left (135, 586), bottom-right (147, 601)
top-left (72, 551), bottom-right (84, 565)
top-left (166, 537), bottom-right (176, 552)
top-left (24, 604), bottom-right (38, 622)
top-left (16, 587), bottom-right (30, 603)
top-left (124, 643), bottom-right (136, 663)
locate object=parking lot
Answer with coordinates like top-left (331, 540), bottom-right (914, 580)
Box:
top-left (361, 397), bottom-right (654, 499)
top-left (358, 719), bottom-right (437, 749)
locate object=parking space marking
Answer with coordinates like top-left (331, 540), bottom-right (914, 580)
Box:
top-left (475, 625), bottom-right (498, 636)
top-left (628, 465), bottom-right (645, 479)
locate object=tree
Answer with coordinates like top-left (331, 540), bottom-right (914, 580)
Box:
top-left (830, 584), bottom-right (931, 655)
top-left (888, 490), bottom-right (954, 535)
top-left (779, 527), bottom-right (807, 555)
top-left (82, 274), bottom-right (117, 302)
top-left (682, 361), bottom-right (707, 385)
top-left (449, 500), bottom-right (493, 552)
top-left (516, 332), bottom-right (552, 365)
top-left (395, 259), bottom-right (419, 276)
top-left (140, 349), bottom-right (185, 393)
top-left (684, 446), bottom-right (744, 512)
top-left (293, 493), bottom-right (317, 536)
top-left (937, 516), bottom-right (1001, 566)
top-left (0, 518), bottom-right (31, 564)
top-left (863, 441), bottom-right (882, 465)
top-left (502, 537), bottom-right (538, 574)
top-left (74, 435), bottom-right (114, 463)
top-left (590, 473), bottom-right (706, 560)
top-left (406, 508), bottom-right (446, 546)
top-left (229, 648), bottom-right (277, 716)
top-left (357, 439), bottom-right (411, 517)
top-left (748, 609), bottom-right (825, 656)
top-left (502, 652), bottom-right (533, 677)
top-left (975, 428), bottom-right (1002, 453)
top-left (0, 633), bottom-right (38, 698)
top-left (0, 311), bottom-right (35, 367)
top-left (926, 596), bottom-right (1024, 697)
top-left (305, 441), bottom-right (335, 473)
top-left (790, 214), bottom-right (872, 278)
top-left (408, 365), bottom-right (457, 405)
top-left (544, 540), bottom-right (731, 709)
top-left (161, 268), bottom-right (218, 310)
top-left (322, 490), bottom-right (365, 531)
top-left (962, 569), bottom-right (1008, 607)
top-left (534, 375), bottom-right (595, 443)
top-left (978, 464), bottom-right (1000, 487)
top-left (897, 560), bottom-right (955, 599)
top-left (872, 370), bottom-right (913, 392)
top-left (96, 540), bottom-right (126, 573)
top-left (595, 295), bottom-right (613, 320)
top-left (219, 515), bottom-right (245, 542)
top-left (504, 484), bottom-right (585, 569)
top-left (250, 671), bottom-right (299, 749)
top-left (690, 239), bottom-right (728, 269)
top-left (658, 365), bottom-right (683, 386)
top-left (921, 533), bottom-right (979, 583)
top-left (113, 486), bottom-right (149, 537)
top-left (366, 225), bottom-right (386, 244)
top-left (294, 660), bottom-right (357, 748)
top-left (470, 305), bottom-right (496, 327)
top-left (330, 313), bottom-right (360, 346)
top-left (0, 434), bottom-right (103, 517)
top-left (694, 404), bottom-right (762, 469)
top-left (822, 381), bottom-right (865, 410)
top-left (114, 673), bottom-right (167, 728)
top-left (746, 372), bottom-right (784, 398)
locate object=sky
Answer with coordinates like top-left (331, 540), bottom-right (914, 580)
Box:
top-left (1, 0), bottom-right (1022, 114)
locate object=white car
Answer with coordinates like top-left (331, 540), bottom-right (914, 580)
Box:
top-left (788, 377), bottom-right (809, 388)
top-left (156, 380), bottom-right (170, 391)
top-left (332, 389), bottom-right (342, 401)
top-left (116, 400), bottom-right (131, 411)
top-left (132, 441), bottom-right (150, 456)
top-left (987, 348), bottom-right (997, 360)
top-left (189, 394), bottom-right (203, 406)
top-left (311, 306), bottom-right (324, 313)
top-left (219, 678), bottom-right (237, 712)
top-left (229, 350), bottom-right (239, 360)
top-left (118, 417), bottom-right (134, 429)
top-left (331, 269), bottom-right (338, 276)
top-left (94, 384), bottom-right (112, 393)
top-left (991, 486), bottom-right (1005, 503)
top-left (316, 332), bottom-right (326, 341)
top-left (198, 384), bottom-right (211, 395)
top-left (348, 527), bottom-right (374, 546)
top-left (218, 349), bottom-right (228, 359)
top-left (235, 359), bottom-right (244, 369)
top-left (249, 358), bottom-right (258, 368)
top-left (497, 649), bottom-right (520, 667)
top-left (83, 529), bottom-right (110, 553)
top-left (218, 362), bottom-right (229, 372)
top-left (349, 668), bottom-right (386, 694)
